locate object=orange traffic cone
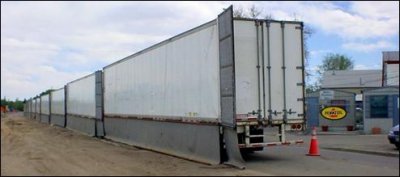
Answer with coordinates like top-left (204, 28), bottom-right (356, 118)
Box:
top-left (307, 126), bottom-right (320, 156)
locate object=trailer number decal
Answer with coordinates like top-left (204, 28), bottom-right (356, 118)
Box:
top-left (320, 106), bottom-right (346, 120)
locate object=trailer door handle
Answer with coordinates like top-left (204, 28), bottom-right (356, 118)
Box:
top-left (287, 109), bottom-right (297, 115)
top-left (272, 110), bottom-right (282, 116)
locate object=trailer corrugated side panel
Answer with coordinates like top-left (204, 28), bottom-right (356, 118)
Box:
top-left (51, 88), bottom-right (65, 115)
top-left (35, 98), bottom-right (40, 113)
top-left (103, 21), bottom-right (220, 121)
top-left (102, 20), bottom-right (221, 165)
top-left (31, 99), bottom-right (33, 117)
top-left (67, 74), bottom-right (96, 118)
top-left (33, 99), bottom-right (36, 114)
top-left (40, 94), bottom-right (50, 115)
top-left (36, 98), bottom-right (41, 121)
top-left (29, 99), bottom-right (33, 118)
top-left (27, 100), bottom-right (30, 113)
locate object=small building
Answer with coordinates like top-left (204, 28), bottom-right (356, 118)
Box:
top-left (306, 89), bottom-right (356, 131)
top-left (321, 70), bottom-right (382, 95)
top-left (363, 87), bottom-right (399, 134)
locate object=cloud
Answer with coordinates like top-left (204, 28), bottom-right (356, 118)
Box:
top-left (350, 1), bottom-right (399, 20)
top-left (1, 1), bottom-right (399, 100)
top-left (254, 1), bottom-right (399, 39)
top-left (1, 1), bottom-right (228, 100)
top-left (310, 49), bottom-right (332, 58)
top-left (342, 40), bottom-right (394, 52)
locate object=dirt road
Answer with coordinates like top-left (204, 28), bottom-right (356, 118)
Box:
top-left (1, 113), bottom-right (267, 176)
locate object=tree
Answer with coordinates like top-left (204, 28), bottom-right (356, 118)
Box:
top-left (233, 6), bottom-right (245, 18)
top-left (233, 5), bottom-right (262, 18)
top-left (318, 53), bottom-right (354, 73)
top-left (249, 5), bottom-right (262, 18)
top-left (1, 96), bottom-right (7, 106)
top-left (0, 97), bottom-right (24, 111)
top-left (308, 53), bottom-right (354, 92)
top-left (39, 89), bottom-right (55, 96)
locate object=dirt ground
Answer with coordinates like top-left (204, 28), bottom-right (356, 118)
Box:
top-left (1, 112), bottom-right (268, 176)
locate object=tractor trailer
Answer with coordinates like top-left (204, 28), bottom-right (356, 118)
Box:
top-left (102, 6), bottom-right (305, 167)
top-left (25, 6), bottom-right (305, 168)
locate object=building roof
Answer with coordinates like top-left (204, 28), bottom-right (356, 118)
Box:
top-left (321, 70), bottom-right (382, 89)
top-left (382, 51), bottom-right (399, 62)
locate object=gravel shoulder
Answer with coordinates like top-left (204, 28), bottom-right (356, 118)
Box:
top-left (1, 113), bottom-right (268, 176)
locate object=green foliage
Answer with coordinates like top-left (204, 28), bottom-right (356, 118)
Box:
top-left (305, 82), bottom-right (321, 94)
top-left (39, 89), bottom-right (55, 96)
top-left (308, 53), bottom-right (354, 92)
top-left (318, 53), bottom-right (354, 74)
top-left (1, 97), bottom-right (24, 111)
top-left (1, 89), bottom-right (54, 112)
top-left (1, 97), bottom-right (7, 106)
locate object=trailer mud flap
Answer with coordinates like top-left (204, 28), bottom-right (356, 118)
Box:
top-left (218, 6), bottom-right (245, 169)
top-left (223, 128), bottom-right (246, 169)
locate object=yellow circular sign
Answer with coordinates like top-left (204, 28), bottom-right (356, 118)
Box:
top-left (320, 106), bottom-right (347, 120)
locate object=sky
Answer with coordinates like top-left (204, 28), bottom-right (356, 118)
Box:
top-left (1, 1), bottom-right (399, 101)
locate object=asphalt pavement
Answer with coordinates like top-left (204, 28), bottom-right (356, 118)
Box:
top-left (265, 127), bottom-right (399, 158)
top-left (243, 145), bottom-right (399, 176)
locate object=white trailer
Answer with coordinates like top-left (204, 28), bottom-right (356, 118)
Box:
top-left (65, 71), bottom-right (104, 137)
top-left (40, 94), bottom-right (51, 124)
top-left (34, 97), bottom-right (40, 121)
top-left (50, 87), bottom-right (66, 127)
top-left (233, 19), bottom-right (305, 150)
top-left (102, 6), bottom-right (304, 167)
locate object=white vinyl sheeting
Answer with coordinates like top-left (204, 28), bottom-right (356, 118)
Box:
top-left (41, 94), bottom-right (50, 115)
top-left (104, 23), bottom-right (220, 120)
top-left (51, 88), bottom-right (65, 115)
top-left (67, 74), bottom-right (96, 117)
